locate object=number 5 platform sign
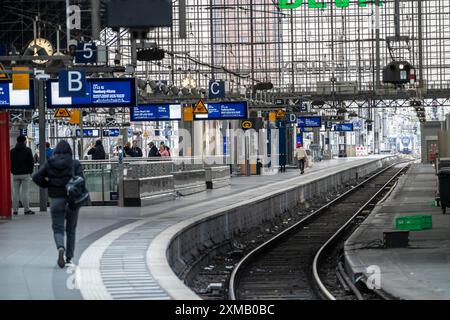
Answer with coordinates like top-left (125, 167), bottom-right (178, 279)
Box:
top-left (75, 42), bottom-right (97, 64)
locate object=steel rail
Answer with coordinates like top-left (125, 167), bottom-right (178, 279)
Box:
top-left (229, 161), bottom-right (409, 300)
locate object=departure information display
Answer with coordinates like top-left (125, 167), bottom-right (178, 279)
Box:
top-left (0, 80), bottom-right (34, 109)
top-left (47, 78), bottom-right (136, 108)
top-left (194, 101), bottom-right (248, 120)
top-left (76, 129), bottom-right (100, 138)
top-left (335, 123), bottom-right (354, 132)
top-left (103, 129), bottom-right (120, 137)
top-left (297, 116), bottom-right (322, 128)
top-left (130, 104), bottom-right (182, 121)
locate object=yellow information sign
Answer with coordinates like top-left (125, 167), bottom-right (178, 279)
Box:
top-left (54, 108), bottom-right (71, 118)
top-left (12, 66), bottom-right (30, 90)
top-left (269, 112), bottom-right (276, 122)
top-left (193, 100), bottom-right (208, 114)
top-left (183, 105), bottom-right (194, 122)
top-left (69, 110), bottom-right (81, 124)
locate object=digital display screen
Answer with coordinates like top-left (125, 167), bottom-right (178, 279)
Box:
top-left (76, 129), bottom-right (100, 138)
top-left (130, 104), bottom-right (182, 121)
top-left (335, 123), bottom-right (354, 132)
top-left (0, 80), bottom-right (34, 109)
top-left (297, 116), bottom-right (322, 128)
top-left (47, 78), bottom-right (136, 108)
top-left (103, 129), bottom-right (120, 137)
top-left (194, 101), bottom-right (248, 120)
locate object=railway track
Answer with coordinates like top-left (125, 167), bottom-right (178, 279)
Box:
top-left (229, 162), bottom-right (410, 300)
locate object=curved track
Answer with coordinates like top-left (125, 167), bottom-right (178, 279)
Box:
top-left (229, 162), bottom-right (409, 300)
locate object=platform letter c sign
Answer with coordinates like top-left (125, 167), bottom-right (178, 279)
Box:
top-left (209, 80), bottom-right (225, 99)
top-left (366, 265), bottom-right (381, 290)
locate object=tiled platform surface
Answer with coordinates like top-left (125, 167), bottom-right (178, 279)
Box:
top-left (0, 156), bottom-right (390, 299)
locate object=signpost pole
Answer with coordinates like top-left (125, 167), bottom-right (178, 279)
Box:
top-left (37, 79), bottom-right (48, 212)
top-left (0, 111), bottom-right (12, 219)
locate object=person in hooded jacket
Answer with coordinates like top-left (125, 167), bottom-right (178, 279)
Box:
top-left (32, 140), bottom-right (84, 268)
top-left (87, 140), bottom-right (106, 160)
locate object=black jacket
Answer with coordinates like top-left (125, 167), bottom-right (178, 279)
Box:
top-left (132, 146), bottom-right (143, 157)
top-left (88, 145), bottom-right (106, 160)
top-left (123, 146), bottom-right (136, 157)
top-left (148, 146), bottom-right (160, 157)
top-left (33, 141), bottom-right (84, 198)
top-left (10, 142), bottom-right (34, 175)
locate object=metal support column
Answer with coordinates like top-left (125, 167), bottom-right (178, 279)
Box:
top-left (37, 80), bottom-right (48, 212)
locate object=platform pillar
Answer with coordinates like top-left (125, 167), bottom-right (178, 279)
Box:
top-left (0, 111), bottom-right (12, 219)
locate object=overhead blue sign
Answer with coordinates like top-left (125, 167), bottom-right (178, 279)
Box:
top-left (47, 78), bottom-right (136, 108)
top-left (297, 116), bottom-right (322, 128)
top-left (130, 104), bottom-right (182, 121)
top-left (75, 42), bottom-right (97, 64)
top-left (76, 129), bottom-right (100, 138)
top-left (195, 101), bottom-right (248, 120)
top-left (59, 70), bottom-right (86, 97)
top-left (300, 103), bottom-right (309, 112)
top-left (325, 121), bottom-right (333, 129)
top-left (209, 80), bottom-right (225, 99)
top-left (0, 80), bottom-right (34, 109)
top-left (103, 129), bottom-right (120, 137)
top-left (335, 123), bottom-right (354, 132)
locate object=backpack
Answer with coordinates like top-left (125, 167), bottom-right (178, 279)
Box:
top-left (66, 159), bottom-right (89, 209)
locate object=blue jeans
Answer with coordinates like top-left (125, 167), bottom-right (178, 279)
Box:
top-left (50, 197), bottom-right (80, 260)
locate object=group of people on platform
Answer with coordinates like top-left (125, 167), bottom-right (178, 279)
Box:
top-left (86, 140), bottom-right (171, 160)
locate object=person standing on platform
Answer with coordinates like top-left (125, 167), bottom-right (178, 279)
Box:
top-left (160, 145), bottom-right (170, 157)
top-left (123, 141), bottom-right (136, 158)
top-left (10, 135), bottom-right (35, 216)
top-left (45, 142), bottom-right (54, 160)
top-left (87, 140), bottom-right (106, 160)
top-left (295, 144), bottom-right (308, 175)
top-left (148, 142), bottom-right (160, 157)
top-left (132, 140), bottom-right (143, 157)
top-left (32, 140), bottom-right (85, 268)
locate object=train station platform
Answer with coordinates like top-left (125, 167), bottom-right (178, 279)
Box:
top-left (0, 155), bottom-right (394, 300)
top-left (345, 163), bottom-right (450, 300)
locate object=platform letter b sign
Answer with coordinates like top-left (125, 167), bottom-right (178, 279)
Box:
top-left (59, 70), bottom-right (86, 97)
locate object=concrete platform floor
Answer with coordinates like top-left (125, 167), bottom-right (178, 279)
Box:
top-left (345, 163), bottom-right (450, 300)
top-left (0, 156), bottom-right (388, 300)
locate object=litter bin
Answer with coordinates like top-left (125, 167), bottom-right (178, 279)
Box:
top-left (437, 168), bottom-right (450, 214)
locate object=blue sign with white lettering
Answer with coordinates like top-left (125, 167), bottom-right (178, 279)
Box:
top-left (0, 80), bottom-right (34, 109)
top-left (195, 101), bottom-right (248, 120)
top-left (325, 121), bottom-right (333, 129)
top-left (130, 104), bottom-right (182, 121)
top-left (59, 70), bottom-right (86, 97)
top-left (47, 78), bottom-right (136, 108)
top-left (297, 117), bottom-right (322, 128)
top-left (103, 129), bottom-right (120, 137)
top-left (76, 129), bottom-right (100, 137)
top-left (300, 103), bottom-right (309, 112)
top-left (335, 123), bottom-right (354, 132)
top-left (209, 80), bottom-right (225, 99)
top-left (75, 42), bottom-right (97, 64)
